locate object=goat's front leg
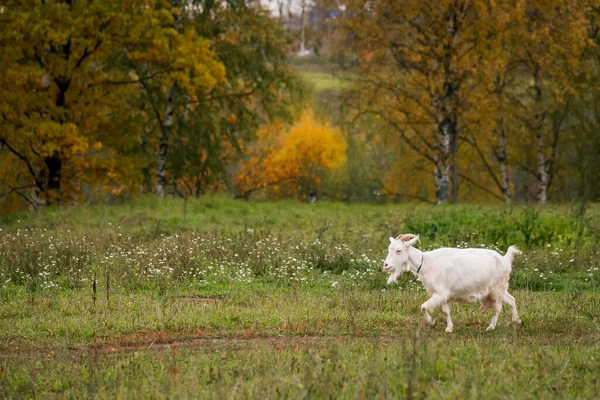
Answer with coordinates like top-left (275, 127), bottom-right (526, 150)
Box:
top-left (420, 294), bottom-right (444, 328)
top-left (441, 303), bottom-right (453, 332)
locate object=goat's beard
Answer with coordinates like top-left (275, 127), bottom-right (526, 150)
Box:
top-left (383, 263), bottom-right (408, 275)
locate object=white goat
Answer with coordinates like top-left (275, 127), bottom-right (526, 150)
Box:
top-left (383, 234), bottom-right (523, 332)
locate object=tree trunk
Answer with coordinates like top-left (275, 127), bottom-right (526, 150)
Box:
top-left (138, 78), bottom-right (152, 193)
top-left (140, 132), bottom-right (152, 193)
top-left (495, 75), bottom-right (511, 204)
top-left (30, 176), bottom-right (46, 210)
top-left (496, 120), bottom-right (511, 204)
top-left (299, 0), bottom-right (307, 54)
top-left (155, 85), bottom-right (175, 198)
top-left (536, 132), bottom-right (548, 204)
top-left (533, 66), bottom-right (548, 204)
top-left (449, 118), bottom-right (458, 203)
top-left (435, 116), bottom-right (453, 204)
top-left (45, 153), bottom-right (62, 205)
top-left (154, 7), bottom-right (184, 199)
top-left (434, 160), bottom-right (450, 205)
top-left (441, 8), bottom-right (458, 204)
top-left (45, 76), bottom-right (69, 205)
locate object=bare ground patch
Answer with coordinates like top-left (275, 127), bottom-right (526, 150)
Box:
top-left (171, 296), bottom-right (224, 304)
top-left (0, 332), bottom-right (393, 361)
top-left (2, 327), bottom-right (599, 362)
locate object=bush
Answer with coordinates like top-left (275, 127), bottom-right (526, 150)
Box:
top-left (403, 206), bottom-right (596, 249)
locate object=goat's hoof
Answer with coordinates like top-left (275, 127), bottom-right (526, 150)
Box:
top-left (426, 319), bottom-right (436, 327)
top-left (486, 326), bottom-right (495, 332)
top-left (444, 327), bottom-right (453, 333)
top-left (514, 318), bottom-right (523, 326)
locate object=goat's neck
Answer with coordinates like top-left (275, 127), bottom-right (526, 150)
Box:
top-left (406, 247), bottom-right (424, 277)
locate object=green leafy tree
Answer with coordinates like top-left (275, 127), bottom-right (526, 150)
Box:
top-left (121, 0), bottom-right (226, 198)
top-left (165, 0), bottom-right (303, 196)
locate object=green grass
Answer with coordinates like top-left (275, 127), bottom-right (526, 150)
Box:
top-left (295, 70), bottom-right (351, 91)
top-left (1, 197), bottom-right (600, 398)
top-left (289, 55), bottom-right (335, 67)
top-left (3, 333), bottom-right (599, 399)
top-left (291, 61), bottom-right (352, 124)
top-left (1, 282), bottom-right (599, 346)
top-left (2, 195), bottom-right (597, 241)
top-left (1, 283), bottom-right (599, 398)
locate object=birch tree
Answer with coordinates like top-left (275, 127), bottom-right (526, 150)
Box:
top-left (343, 0), bottom-right (488, 204)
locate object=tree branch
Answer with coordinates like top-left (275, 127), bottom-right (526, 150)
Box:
top-left (458, 172), bottom-right (504, 201)
top-left (0, 138), bottom-right (45, 193)
top-left (459, 135), bottom-right (504, 196)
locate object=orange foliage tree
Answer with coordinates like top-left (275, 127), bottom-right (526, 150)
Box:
top-left (234, 111), bottom-right (346, 199)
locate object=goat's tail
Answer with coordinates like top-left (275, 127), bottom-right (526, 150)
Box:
top-left (504, 245), bottom-right (522, 265)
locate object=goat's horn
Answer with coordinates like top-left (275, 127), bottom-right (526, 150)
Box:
top-left (396, 234), bottom-right (421, 244)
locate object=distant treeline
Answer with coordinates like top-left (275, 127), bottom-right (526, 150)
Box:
top-left (332, 0), bottom-right (600, 204)
top-left (0, 0), bottom-right (309, 212)
top-left (1, 0), bottom-right (600, 212)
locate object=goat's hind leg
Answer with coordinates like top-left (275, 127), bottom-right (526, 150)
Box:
top-left (441, 303), bottom-right (453, 333)
top-left (503, 291), bottom-right (523, 326)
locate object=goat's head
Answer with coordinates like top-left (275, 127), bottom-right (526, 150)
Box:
top-left (383, 234), bottom-right (421, 274)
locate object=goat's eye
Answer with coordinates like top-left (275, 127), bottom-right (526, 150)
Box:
top-left (396, 250), bottom-right (402, 254)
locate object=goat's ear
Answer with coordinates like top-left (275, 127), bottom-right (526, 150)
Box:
top-left (404, 235), bottom-right (421, 248)
top-left (389, 237), bottom-right (395, 244)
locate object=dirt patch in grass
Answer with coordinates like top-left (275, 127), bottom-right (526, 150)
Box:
top-left (172, 296), bottom-right (224, 304)
top-left (96, 334), bottom-right (372, 355)
top-left (0, 332), bottom-right (385, 360)
top-left (3, 328), bottom-right (599, 360)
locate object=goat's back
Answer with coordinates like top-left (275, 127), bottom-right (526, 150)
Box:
top-left (422, 247), bottom-right (510, 300)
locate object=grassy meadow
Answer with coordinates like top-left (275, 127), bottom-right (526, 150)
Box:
top-left (295, 70), bottom-right (350, 92)
top-left (1, 197), bottom-right (600, 398)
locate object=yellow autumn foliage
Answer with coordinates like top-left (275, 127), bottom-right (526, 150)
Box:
top-left (0, 0), bottom-right (225, 210)
top-left (276, 112), bottom-right (346, 171)
top-left (234, 111), bottom-right (346, 199)
top-left (343, 0), bottom-right (596, 204)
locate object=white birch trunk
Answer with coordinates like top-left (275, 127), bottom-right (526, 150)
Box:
top-left (495, 75), bottom-right (512, 204)
top-left (533, 67), bottom-right (548, 204)
top-left (497, 123), bottom-right (512, 204)
top-left (435, 120), bottom-right (451, 204)
top-left (155, 85), bottom-right (175, 198)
